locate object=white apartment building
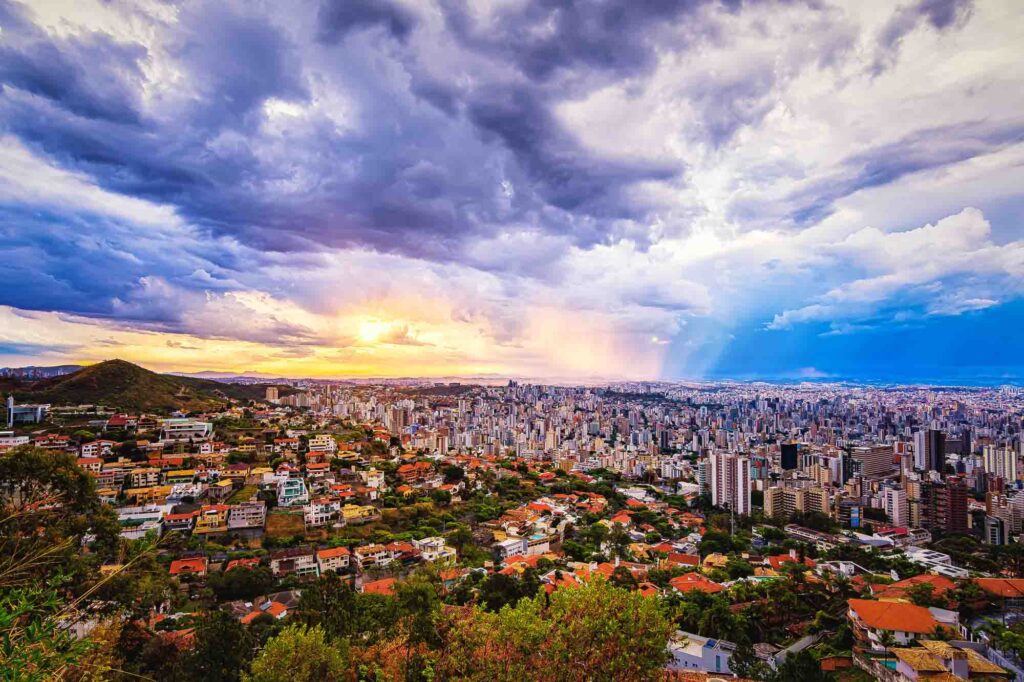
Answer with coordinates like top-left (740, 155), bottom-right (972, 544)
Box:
top-left (883, 486), bottom-right (909, 527)
top-left (709, 453), bottom-right (751, 515)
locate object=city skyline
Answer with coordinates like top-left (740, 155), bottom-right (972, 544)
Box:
top-left (2, 0), bottom-right (1023, 382)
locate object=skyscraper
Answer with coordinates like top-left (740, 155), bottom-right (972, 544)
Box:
top-left (709, 453), bottom-right (751, 515)
top-left (946, 476), bottom-right (969, 535)
top-left (851, 444), bottom-right (896, 478)
top-left (927, 429), bottom-right (947, 474)
top-left (780, 442), bottom-right (799, 471)
top-left (983, 446), bottom-right (1017, 482)
top-left (883, 486), bottom-right (909, 527)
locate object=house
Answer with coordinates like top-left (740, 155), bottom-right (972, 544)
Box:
top-left (304, 497), bottom-right (341, 528)
top-left (847, 599), bottom-right (956, 650)
top-left (412, 537), bottom-right (458, 564)
top-left (33, 434), bottom-right (71, 450)
top-left (208, 479), bottom-right (235, 501)
top-left (269, 547), bottom-right (319, 578)
top-left (308, 434), bottom-right (337, 456)
top-left (105, 414), bottom-right (138, 431)
top-left (276, 477), bottom-right (309, 507)
top-left (891, 640), bottom-right (1009, 680)
top-left (128, 467), bottom-right (161, 488)
top-left (973, 578), bottom-right (1024, 608)
top-left (317, 546), bottom-right (351, 574)
top-left (361, 468), bottom-right (385, 489)
top-left (872, 574), bottom-right (956, 602)
top-left (80, 440), bottom-right (117, 458)
top-left (340, 504), bottom-right (380, 524)
top-left (669, 572), bottom-right (725, 595)
top-left (495, 537), bottom-right (529, 561)
top-left (169, 557), bottom-right (208, 577)
top-left (241, 600), bottom-right (289, 625)
top-left (159, 418), bottom-right (213, 442)
top-left (764, 551), bottom-right (816, 571)
top-left (667, 630), bottom-right (737, 676)
top-left (193, 505), bottom-right (230, 535)
top-left (361, 577), bottom-right (397, 595)
top-left (162, 511), bottom-right (197, 534)
top-left (225, 557), bottom-right (261, 572)
top-left (227, 500), bottom-right (267, 530)
top-left (77, 457), bottom-right (103, 474)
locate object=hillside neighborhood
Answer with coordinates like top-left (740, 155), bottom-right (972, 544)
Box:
top-left (3, 361), bottom-right (1024, 681)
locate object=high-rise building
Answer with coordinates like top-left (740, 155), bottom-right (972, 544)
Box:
top-left (265, 386), bottom-right (279, 403)
top-left (883, 486), bottom-right (909, 527)
top-left (780, 443), bottom-right (799, 471)
top-left (764, 485), bottom-right (830, 519)
top-left (983, 446), bottom-right (1017, 482)
top-left (925, 430), bottom-right (946, 473)
top-left (851, 444), bottom-right (895, 478)
top-left (709, 453), bottom-right (751, 515)
top-left (946, 476), bottom-right (969, 535)
top-left (919, 481), bottom-right (947, 532)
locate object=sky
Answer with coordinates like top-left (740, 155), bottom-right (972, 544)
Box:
top-left (0, 0), bottom-right (1022, 382)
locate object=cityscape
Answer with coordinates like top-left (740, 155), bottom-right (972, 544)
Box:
top-left (2, 0), bottom-right (1024, 681)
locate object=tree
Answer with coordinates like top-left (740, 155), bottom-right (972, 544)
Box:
top-left (177, 610), bottom-right (254, 682)
top-left (0, 447), bottom-right (125, 680)
top-left (730, 640), bottom-right (774, 681)
top-left (244, 625), bottom-right (347, 682)
top-left (396, 573), bottom-right (442, 679)
top-left (437, 578), bottom-right (671, 681)
top-left (878, 629), bottom-right (897, 668)
top-left (443, 465), bottom-right (465, 483)
top-left (296, 572), bottom-right (357, 640)
top-left (208, 565), bottom-right (275, 602)
top-left (774, 649), bottom-right (831, 682)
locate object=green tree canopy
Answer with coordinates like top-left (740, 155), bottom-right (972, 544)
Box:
top-left (244, 624), bottom-right (347, 682)
top-left (436, 578), bottom-right (671, 681)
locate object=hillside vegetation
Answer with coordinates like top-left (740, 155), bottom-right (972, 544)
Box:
top-left (6, 359), bottom-right (295, 413)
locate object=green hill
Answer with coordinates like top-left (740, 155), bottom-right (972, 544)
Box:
top-left (6, 360), bottom-right (298, 413)
top-left (17, 360), bottom-right (225, 412)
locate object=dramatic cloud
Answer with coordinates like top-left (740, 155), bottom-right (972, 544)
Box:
top-left (0, 0), bottom-right (1022, 380)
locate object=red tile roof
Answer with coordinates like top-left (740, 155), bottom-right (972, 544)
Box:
top-left (362, 577), bottom-right (397, 595)
top-left (669, 572), bottom-right (725, 594)
top-left (169, 557), bottom-right (208, 575)
top-left (973, 578), bottom-right (1024, 599)
top-left (847, 598), bottom-right (940, 634)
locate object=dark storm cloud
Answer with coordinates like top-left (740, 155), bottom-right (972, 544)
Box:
top-left (465, 83), bottom-right (677, 217)
top-left (0, 0), bottom-right (718, 269)
top-left (874, 0), bottom-right (974, 73)
top-left (316, 0), bottom-right (418, 43)
top-left (0, 2), bottom-right (146, 124)
top-left (439, 0), bottom-right (740, 84)
top-left (729, 118), bottom-right (1024, 227)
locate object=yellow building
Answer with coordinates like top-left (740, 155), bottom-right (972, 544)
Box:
top-left (193, 505), bottom-right (230, 534)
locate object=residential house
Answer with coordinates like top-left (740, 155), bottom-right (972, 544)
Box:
top-left (317, 546), bottom-right (351, 574)
top-left (269, 547), bottom-right (319, 578)
top-left (227, 500), bottom-right (266, 530)
top-left (892, 640), bottom-right (1009, 680)
top-left (667, 630), bottom-right (737, 676)
top-left (304, 497), bottom-right (342, 528)
top-left (277, 477), bottom-right (310, 507)
top-left (412, 537), bottom-right (458, 564)
top-left (169, 557), bottom-right (208, 577)
top-left (193, 505), bottom-right (230, 535)
top-left (847, 599), bottom-right (956, 650)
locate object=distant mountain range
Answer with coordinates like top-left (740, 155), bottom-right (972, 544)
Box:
top-left (0, 364), bottom-right (84, 379)
top-left (2, 360), bottom-right (298, 413)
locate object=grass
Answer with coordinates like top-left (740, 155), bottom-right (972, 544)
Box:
top-left (265, 511), bottom-right (305, 538)
top-left (227, 485), bottom-right (258, 504)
